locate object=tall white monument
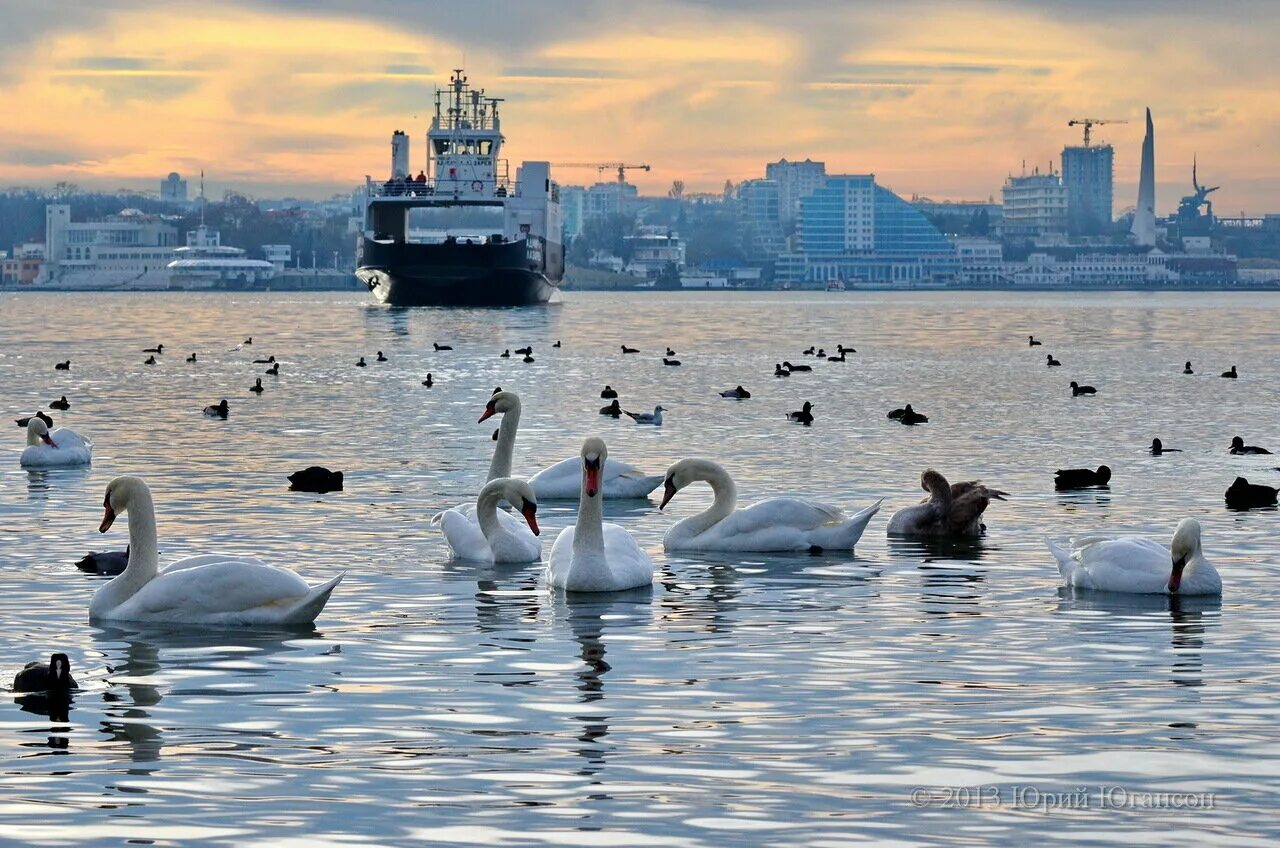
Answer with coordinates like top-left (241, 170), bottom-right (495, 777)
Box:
top-left (1131, 108), bottom-right (1156, 246)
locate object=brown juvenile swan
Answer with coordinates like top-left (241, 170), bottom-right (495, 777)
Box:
top-left (886, 469), bottom-right (1008, 537)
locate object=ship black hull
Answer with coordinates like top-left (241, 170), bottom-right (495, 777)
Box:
top-left (356, 238), bottom-right (562, 307)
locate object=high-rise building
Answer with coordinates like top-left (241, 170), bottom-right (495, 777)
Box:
top-left (1000, 172), bottom-right (1068, 239)
top-left (160, 172), bottom-right (188, 203)
top-left (737, 179), bottom-right (784, 259)
top-left (764, 158), bottom-right (826, 226)
top-left (777, 174), bottom-right (959, 285)
top-left (583, 181), bottom-right (638, 221)
top-left (560, 186), bottom-right (586, 239)
top-left (1131, 108), bottom-right (1157, 247)
top-left (1061, 144), bottom-right (1114, 235)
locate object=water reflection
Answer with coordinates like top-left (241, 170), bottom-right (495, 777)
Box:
top-left (887, 534), bottom-right (991, 563)
top-left (554, 589), bottom-right (653, 783)
top-left (25, 465), bottom-right (92, 499)
top-left (1056, 590), bottom-right (1221, 691)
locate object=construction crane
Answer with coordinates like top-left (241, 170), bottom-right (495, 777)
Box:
top-left (552, 162), bottom-right (651, 184)
top-left (1067, 118), bottom-right (1128, 148)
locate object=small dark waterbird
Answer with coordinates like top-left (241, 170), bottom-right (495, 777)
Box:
top-left (719, 386), bottom-right (751, 399)
top-left (1150, 438), bottom-right (1181, 456)
top-left (1229, 436), bottom-right (1270, 455)
top-left (55, 360), bottom-right (70, 371)
top-left (75, 548), bottom-right (129, 576)
top-left (621, 345), bottom-right (639, 354)
top-left (600, 385), bottom-right (618, 399)
top-left (888, 404), bottom-right (928, 425)
top-left (203, 399), bottom-right (229, 419)
top-left (13, 653), bottom-right (77, 693)
top-left (288, 466), bottom-right (344, 493)
top-left (249, 378), bottom-right (264, 394)
top-left (1055, 465), bottom-right (1112, 490)
top-left (433, 342), bottom-right (453, 351)
top-left (788, 401), bottom-right (815, 425)
top-left (1225, 477), bottom-right (1278, 510)
top-left (600, 399), bottom-right (622, 417)
top-left (1029, 335), bottom-right (1042, 346)
top-left (1046, 354), bottom-right (1061, 367)
top-left (49, 396), bottom-right (70, 411)
top-left (15, 411), bottom-right (53, 429)
top-left (1221, 365), bottom-right (1238, 379)
top-left (1070, 381), bottom-right (1096, 396)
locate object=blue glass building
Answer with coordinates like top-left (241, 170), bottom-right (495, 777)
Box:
top-left (779, 175), bottom-right (959, 285)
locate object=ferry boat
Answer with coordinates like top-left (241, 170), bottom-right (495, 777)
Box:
top-left (355, 70), bottom-right (564, 306)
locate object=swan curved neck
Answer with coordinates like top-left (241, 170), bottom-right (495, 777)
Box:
top-left (475, 483), bottom-right (508, 539)
top-left (27, 427), bottom-right (40, 447)
top-left (488, 402), bottom-right (520, 482)
top-left (94, 489), bottom-right (161, 614)
top-left (674, 462), bottom-right (737, 537)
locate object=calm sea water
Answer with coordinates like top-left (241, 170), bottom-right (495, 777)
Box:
top-left (1, 290), bottom-right (1278, 846)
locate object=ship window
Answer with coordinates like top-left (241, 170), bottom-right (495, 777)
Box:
top-left (434, 140), bottom-right (452, 155)
top-left (478, 140), bottom-right (492, 155)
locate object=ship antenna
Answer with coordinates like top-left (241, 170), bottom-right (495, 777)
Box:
top-left (199, 169), bottom-right (205, 226)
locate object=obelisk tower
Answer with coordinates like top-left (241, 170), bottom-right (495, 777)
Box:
top-left (1131, 108), bottom-right (1156, 246)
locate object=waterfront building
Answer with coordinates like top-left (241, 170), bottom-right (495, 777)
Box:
top-left (765, 158), bottom-right (826, 226)
top-left (777, 174), bottom-right (959, 286)
top-left (952, 237), bottom-right (1004, 285)
top-left (737, 179), bottom-right (784, 259)
top-left (623, 229), bottom-right (686, 277)
top-left (1001, 171), bottom-right (1068, 239)
top-left (1062, 144), bottom-right (1114, 235)
top-left (160, 172), bottom-right (189, 203)
top-left (38, 204), bottom-right (179, 288)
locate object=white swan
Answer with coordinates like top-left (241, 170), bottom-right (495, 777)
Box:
top-left (480, 391), bottom-right (662, 499)
top-left (547, 438), bottom-right (654, 592)
top-left (91, 476), bottom-right (343, 625)
top-left (1048, 518), bottom-right (1221, 596)
top-left (659, 458), bottom-right (882, 552)
top-left (435, 477), bottom-right (542, 563)
top-left (20, 417), bottom-right (91, 467)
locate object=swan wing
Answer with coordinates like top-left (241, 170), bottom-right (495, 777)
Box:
top-left (437, 506), bottom-right (494, 561)
top-left (1054, 536), bottom-right (1173, 593)
top-left (531, 457), bottom-right (659, 499)
top-left (50, 428), bottom-right (91, 450)
top-left (724, 497), bottom-right (846, 533)
top-left (124, 560), bottom-right (317, 618)
top-left (601, 522), bottom-right (655, 590)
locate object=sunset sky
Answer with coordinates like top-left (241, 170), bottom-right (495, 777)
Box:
top-left (1, 0), bottom-right (1276, 213)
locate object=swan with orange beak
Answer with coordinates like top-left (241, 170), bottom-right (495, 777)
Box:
top-left (1048, 518), bottom-right (1221, 595)
top-left (546, 438), bottom-right (654, 592)
top-left (20, 417), bottom-right (92, 468)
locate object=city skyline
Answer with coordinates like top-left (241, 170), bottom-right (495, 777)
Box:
top-left (1, 0), bottom-right (1277, 213)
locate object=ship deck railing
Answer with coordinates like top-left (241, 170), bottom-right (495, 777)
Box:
top-left (366, 176), bottom-right (520, 200)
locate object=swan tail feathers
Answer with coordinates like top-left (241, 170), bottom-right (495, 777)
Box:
top-left (1046, 540), bottom-right (1075, 581)
top-left (281, 573), bottom-right (343, 624)
top-left (834, 499), bottom-right (884, 548)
